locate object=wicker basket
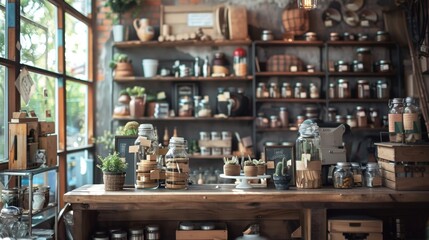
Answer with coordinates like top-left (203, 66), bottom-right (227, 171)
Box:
top-left (103, 172), bottom-right (125, 191)
top-left (223, 164), bottom-right (241, 176)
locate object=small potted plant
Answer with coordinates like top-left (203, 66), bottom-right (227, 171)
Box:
top-left (273, 158), bottom-right (292, 190)
top-left (253, 159), bottom-right (267, 175)
top-left (128, 86), bottom-right (146, 117)
top-left (223, 156), bottom-right (241, 176)
top-left (97, 152), bottom-right (128, 191)
top-left (105, 0), bottom-right (138, 42)
top-left (110, 53), bottom-right (133, 78)
top-left (243, 159), bottom-right (257, 177)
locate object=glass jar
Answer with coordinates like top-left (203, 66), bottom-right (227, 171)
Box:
top-left (270, 115), bottom-right (281, 128)
top-left (352, 60), bottom-right (365, 72)
top-left (135, 124), bottom-right (159, 159)
top-left (333, 162), bottom-right (354, 189)
top-left (403, 97), bottom-right (422, 142)
top-left (364, 162), bottom-right (382, 187)
top-left (374, 60), bottom-right (392, 72)
top-left (256, 82), bottom-right (269, 98)
top-left (330, 32), bottom-right (340, 41)
top-left (145, 225), bottom-right (160, 240)
top-left (327, 108), bottom-right (337, 122)
top-left (356, 48), bottom-right (372, 72)
top-left (269, 82), bottom-right (280, 98)
top-left (256, 112), bottom-right (269, 128)
top-left (356, 106), bottom-right (368, 128)
top-left (233, 47), bottom-right (247, 77)
top-left (261, 30), bottom-right (273, 41)
top-left (294, 82), bottom-right (304, 98)
top-left (335, 60), bottom-right (350, 72)
top-left (281, 82), bottom-right (293, 98)
top-left (135, 124), bottom-right (160, 189)
top-left (357, 80), bottom-right (370, 99)
top-left (328, 83), bottom-right (336, 99)
top-left (309, 83), bottom-right (319, 99)
top-left (343, 32), bottom-right (356, 41)
top-left (336, 115), bottom-right (346, 124)
top-left (178, 96), bottom-right (193, 117)
top-left (369, 107), bottom-right (382, 128)
top-left (346, 115), bottom-right (357, 128)
top-left (305, 32), bottom-right (317, 41)
top-left (111, 231), bottom-right (127, 240)
top-left (279, 107), bottom-right (289, 128)
top-left (351, 162), bottom-right (362, 187)
top-left (296, 115), bottom-right (305, 127)
top-left (197, 99), bottom-right (212, 117)
top-left (337, 79), bottom-right (350, 98)
top-left (388, 98), bottom-right (404, 143)
top-left (0, 206), bottom-right (28, 238)
top-left (305, 106), bottom-right (319, 120)
top-left (376, 80), bottom-right (389, 99)
top-left (165, 137), bottom-right (189, 189)
top-left (376, 31), bottom-right (390, 42)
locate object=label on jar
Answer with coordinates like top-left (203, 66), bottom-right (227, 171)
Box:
top-left (290, 65), bottom-right (298, 72)
top-left (403, 113), bottom-right (418, 132)
top-left (339, 65), bottom-right (348, 72)
top-left (372, 176), bottom-right (382, 187)
top-left (388, 113), bottom-right (403, 133)
top-left (381, 64), bottom-right (390, 71)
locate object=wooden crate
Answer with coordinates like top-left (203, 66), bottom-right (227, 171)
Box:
top-left (328, 233), bottom-right (382, 240)
top-left (176, 222), bottom-right (227, 240)
top-left (328, 218), bottom-right (382, 240)
top-left (8, 123), bottom-right (39, 170)
top-left (38, 121), bottom-right (55, 135)
top-left (375, 143), bottom-right (429, 190)
top-left (39, 135), bottom-right (58, 167)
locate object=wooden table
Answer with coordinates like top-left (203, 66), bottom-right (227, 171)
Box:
top-left (64, 184), bottom-right (429, 239)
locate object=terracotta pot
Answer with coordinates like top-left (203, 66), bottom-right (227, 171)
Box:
top-left (103, 172), bottom-right (125, 191)
top-left (118, 94), bottom-right (131, 104)
top-left (243, 166), bottom-right (257, 177)
top-left (114, 62), bottom-right (133, 78)
top-left (223, 164), bottom-right (241, 176)
top-left (129, 95), bottom-right (146, 117)
top-left (257, 165), bottom-right (266, 175)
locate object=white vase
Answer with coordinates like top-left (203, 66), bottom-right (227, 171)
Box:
top-left (142, 59), bottom-right (159, 77)
top-left (112, 25), bottom-right (127, 42)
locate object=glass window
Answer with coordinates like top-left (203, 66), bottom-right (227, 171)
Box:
top-left (20, 71), bottom-right (57, 124)
top-left (65, 13), bottom-right (88, 80)
top-left (66, 80), bottom-right (88, 149)
top-left (66, 150), bottom-right (93, 191)
top-left (20, 0), bottom-right (57, 72)
top-left (0, 1), bottom-right (5, 58)
top-left (0, 65), bottom-right (5, 161)
top-left (65, 0), bottom-right (91, 16)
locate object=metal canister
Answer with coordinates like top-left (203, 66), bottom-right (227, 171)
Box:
top-left (129, 228), bottom-right (144, 240)
top-left (145, 225), bottom-right (160, 240)
top-left (374, 60), bottom-right (392, 72)
top-left (337, 79), bottom-right (350, 98)
top-left (356, 48), bottom-right (372, 72)
top-left (261, 30), bottom-right (274, 41)
top-left (376, 31), bottom-right (390, 42)
top-left (357, 80), bottom-right (370, 98)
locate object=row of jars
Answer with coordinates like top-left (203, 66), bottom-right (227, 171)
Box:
top-left (334, 59), bottom-right (392, 73)
top-left (329, 106), bottom-right (385, 128)
top-left (92, 225), bottom-right (160, 240)
top-left (330, 79), bottom-right (389, 99)
top-left (388, 97), bottom-right (422, 143)
top-left (256, 107), bottom-right (319, 129)
top-left (334, 162), bottom-right (382, 189)
top-left (256, 82), bottom-right (320, 99)
top-left (1, 185), bottom-right (50, 210)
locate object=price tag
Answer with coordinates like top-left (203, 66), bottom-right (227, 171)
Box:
top-left (129, 145), bottom-right (139, 153)
top-left (267, 161), bottom-right (275, 169)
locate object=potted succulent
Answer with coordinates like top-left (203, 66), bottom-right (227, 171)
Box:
top-left (243, 159), bottom-right (257, 177)
top-left (273, 158), bottom-right (292, 190)
top-left (128, 86), bottom-right (146, 117)
top-left (105, 0), bottom-right (139, 42)
top-left (110, 53), bottom-right (133, 78)
top-left (223, 156), bottom-right (241, 176)
top-left (253, 159), bottom-right (267, 175)
top-left (97, 152), bottom-right (128, 191)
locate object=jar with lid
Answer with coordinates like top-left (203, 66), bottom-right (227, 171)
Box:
top-left (357, 80), bottom-right (370, 99)
top-left (305, 32), bottom-right (317, 41)
top-left (337, 79), bottom-right (350, 98)
top-left (256, 82), bottom-right (269, 98)
top-left (111, 231), bottom-right (127, 240)
top-left (197, 99), bottom-right (212, 117)
top-left (306, 64), bottom-right (315, 73)
top-left (128, 228), bottom-right (144, 240)
top-left (364, 162), bottom-right (382, 187)
top-left (376, 80), bottom-right (389, 99)
top-left (165, 137), bottom-right (189, 189)
top-left (269, 82), bottom-right (280, 98)
top-left (178, 96), bottom-right (193, 117)
top-left (376, 31), bottom-right (390, 42)
top-left (212, 52), bottom-right (229, 75)
top-left (328, 83), bottom-right (336, 98)
top-left (256, 112), bottom-right (269, 128)
top-left (403, 97), bottom-right (422, 143)
top-left (134, 124), bottom-right (160, 189)
top-left (309, 83), bottom-right (319, 99)
top-left (261, 30), bottom-right (274, 41)
top-left (388, 98), bottom-right (404, 143)
top-left (145, 225), bottom-right (160, 240)
top-left (294, 82), bottom-right (306, 98)
top-left (193, 96), bottom-right (202, 117)
top-left (270, 115), bottom-right (281, 128)
top-left (327, 108), bottom-right (337, 122)
top-left (369, 107), bottom-right (382, 128)
top-left (357, 33), bottom-right (368, 41)
top-left (279, 107), bottom-right (289, 128)
top-left (356, 106), bottom-right (368, 128)
top-left (346, 115), bottom-right (357, 128)
top-left (281, 82), bottom-right (293, 98)
top-left (333, 162), bottom-right (354, 189)
top-left (233, 47), bottom-right (247, 77)
top-left (296, 115), bottom-right (305, 127)
top-left (336, 115), bottom-right (346, 124)
top-left (356, 48), bottom-right (372, 72)
top-left (343, 32), bottom-right (356, 41)
top-left (1, 188), bottom-right (19, 208)
top-left (330, 32), bottom-right (340, 41)
top-left (351, 162), bottom-right (363, 187)
top-left (352, 60), bottom-right (365, 72)
top-left (335, 60), bottom-right (350, 72)
top-left (295, 119), bottom-right (321, 189)
top-left (374, 60), bottom-right (392, 72)
top-left (305, 106), bottom-right (319, 120)
top-left (0, 206), bottom-right (28, 238)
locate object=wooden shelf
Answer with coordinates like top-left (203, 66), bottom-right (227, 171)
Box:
top-left (326, 41), bottom-right (396, 47)
top-left (190, 155), bottom-right (231, 160)
top-left (256, 127), bottom-right (297, 132)
top-left (114, 76), bottom-right (253, 82)
top-left (254, 40), bottom-right (324, 47)
top-left (255, 72), bottom-right (325, 77)
top-left (255, 98), bottom-right (325, 103)
top-left (328, 72), bottom-right (395, 77)
top-left (328, 98), bottom-right (388, 103)
top-left (112, 116), bottom-right (255, 121)
top-left (113, 39), bottom-right (252, 48)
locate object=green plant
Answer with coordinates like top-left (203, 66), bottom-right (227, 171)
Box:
top-left (243, 159), bottom-right (255, 166)
top-left (97, 152), bottom-right (128, 173)
top-left (274, 158), bottom-right (288, 176)
top-left (109, 53), bottom-right (132, 69)
top-left (223, 156), bottom-right (239, 165)
top-left (253, 159), bottom-right (266, 166)
top-left (127, 86), bottom-right (146, 97)
top-left (105, 0), bottom-right (139, 25)
top-left (116, 121), bottom-right (139, 136)
top-left (93, 130), bottom-right (116, 153)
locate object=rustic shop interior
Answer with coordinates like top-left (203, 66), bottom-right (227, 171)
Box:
top-left (0, 0), bottom-right (429, 239)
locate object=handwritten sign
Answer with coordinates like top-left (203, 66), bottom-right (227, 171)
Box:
top-left (15, 68), bottom-right (35, 105)
top-left (188, 13), bottom-right (213, 27)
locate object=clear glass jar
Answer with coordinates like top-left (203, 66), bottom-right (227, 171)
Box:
top-left (337, 79), bottom-right (350, 98)
top-left (294, 82), bottom-right (306, 98)
top-left (261, 30), bottom-right (274, 41)
top-left (111, 231), bottom-right (127, 240)
top-left (356, 48), bottom-right (372, 72)
top-left (197, 99), bottom-right (212, 117)
top-left (357, 80), bottom-right (370, 99)
top-left (356, 106), bottom-right (368, 128)
top-left (327, 107), bottom-right (337, 122)
top-left (0, 206), bottom-right (28, 238)
top-left (135, 124), bottom-right (159, 158)
top-left (346, 115), bottom-right (357, 128)
top-left (364, 162), bottom-right (382, 187)
top-left (256, 112), bottom-right (269, 128)
top-left (376, 31), bottom-right (390, 42)
top-left (388, 98), bottom-right (404, 143)
top-left (233, 47), bottom-right (247, 76)
top-left (352, 60), bottom-right (365, 72)
top-left (309, 83), bottom-right (319, 99)
top-left (374, 60), bottom-right (392, 72)
top-left (281, 82), bottom-right (293, 98)
top-left (403, 97), bottom-right (422, 143)
top-left (328, 83), bottom-right (336, 98)
top-left (351, 162), bottom-right (362, 187)
top-left (256, 82), bottom-right (269, 98)
top-left (178, 96), bottom-right (193, 117)
top-left (269, 82), bottom-right (280, 98)
top-left (305, 106), bottom-right (319, 120)
top-left (335, 60), bottom-right (350, 72)
top-left (270, 115), bottom-right (280, 128)
top-left (333, 162), bottom-right (354, 189)
top-left (145, 225), bottom-right (160, 240)
top-left (135, 124), bottom-right (160, 189)
top-left (376, 80), bottom-right (389, 99)
top-left (296, 115), bottom-right (305, 127)
top-left (369, 107), bottom-right (382, 128)
top-left (165, 137), bottom-right (189, 189)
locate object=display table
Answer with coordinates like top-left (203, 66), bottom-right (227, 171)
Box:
top-left (64, 184), bottom-right (429, 239)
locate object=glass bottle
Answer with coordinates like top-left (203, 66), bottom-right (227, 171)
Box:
top-left (294, 82), bottom-right (304, 98)
top-left (369, 107), bottom-right (381, 128)
top-left (233, 47), bottom-right (247, 77)
top-left (337, 79), bottom-right (350, 99)
top-left (333, 162), bottom-right (354, 189)
top-left (356, 106), bottom-right (367, 128)
top-left (357, 80), bottom-right (370, 99)
top-left (269, 82), bottom-right (280, 98)
top-left (135, 123), bottom-right (160, 189)
top-left (403, 97), bottom-right (422, 143)
top-left (178, 96), bottom-right (193, 117)
top-left (388, 98), bottom-right (404, 143)
top-left (364, 162), bottom-right (382, 188)
top-left (165, 137), bottom-right (189, 189)
top-left (194, 57), bottom-right (200, 77)
top-left (197, 98), bottom-right (212, 118)
top-left (193, 96), bottom-right (202, 117)
top-left (279, 107), bottom-right (289, 128)
top-left (256, 82), bottom-right (269, 98)
top-left (376, 80), bottom-right (389, 99)
top-left (328, 83), bottom-right (336, 99)
top-left (356, 48), bottom-right (372, 72)
top-left (256, 112), bottom-right (269, 128)
top-left (281, 82), bottom-right (293, 98)
top-left (309, 83), bottom-right (319, 99)
top-left (327, 107), bottom-right (337, 122)
top-left (202, 56), bottom-right (211, 77)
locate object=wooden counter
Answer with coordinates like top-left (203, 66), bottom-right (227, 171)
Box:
top-left (64, 184), bottom-right (429, 239)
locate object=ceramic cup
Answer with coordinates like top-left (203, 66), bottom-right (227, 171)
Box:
top-left (142, 59), bottom-right (159, 77)
top-left (32, 191), bottom-right (45, 210)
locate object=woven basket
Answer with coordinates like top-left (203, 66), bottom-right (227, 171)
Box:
top-left (281, 7), bottom-right (309, 37)
top-left (103, 172), bottom-right (125, 191)
top-left (223, 164), bottom-right (241, 176)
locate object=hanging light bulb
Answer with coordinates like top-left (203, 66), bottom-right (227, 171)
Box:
top-left (297, 0), bottom-right (318, 10)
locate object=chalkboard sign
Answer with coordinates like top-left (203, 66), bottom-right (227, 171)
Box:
top-left (115, 136), bottom-right (137, 186)
top-left (265, 145), bottom-right (295, 186)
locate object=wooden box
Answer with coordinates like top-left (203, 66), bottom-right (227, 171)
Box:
top-left (39, 121), bottom-right (55, 135)
top-left (375, 143), bottom-right (429, 190)
top-left (39, 135), bottom-right (58, 167)
top-left (8, 123), bottom-right (39, 170)
top-left (328, 218), bottom-right (382, 240)
top-left (176, 222), bottom-right (227, 240)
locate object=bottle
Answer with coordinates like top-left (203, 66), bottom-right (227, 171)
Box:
top-left (165, 137), bottom-right (189, 189)
top-left (281, 82), bottom-right (292, 98)
top-left (388, 98), bottom-right (404, 143)
top-left (194, 57), bottom-right (200, 77)
top-left (279, 107), bottom-right (289, 128)
top-left (403, 97), bottom-right (422, 143)
top-left (202, 56), bottom-right (211, 77)
top-left (233, 47), bottom-right (247, 76)
top-left (163, 128), bottom-right (169, 147)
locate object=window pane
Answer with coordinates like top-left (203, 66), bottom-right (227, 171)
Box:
top-left (0, 65), bottom-right (5, 161)
top-left (0, 1), bottom-right (5, 58)
top-left (67, 150), bottom-right (93, 191)
top-left (20, 0), bottom-right (57, 72)
top-left (20, 71), bottom-right (57, 124)
top-left (65, 0), bottom-right (91, 16)
top-left (65, 13), bottom-right (88, 80)
top-left (66, 80), bottom-right (88, 149)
